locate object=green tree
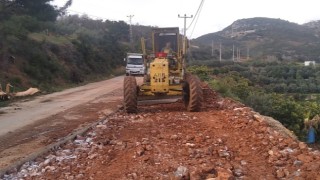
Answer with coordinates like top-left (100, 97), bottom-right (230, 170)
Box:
top-left (0, 0), bottom-right (72, 21)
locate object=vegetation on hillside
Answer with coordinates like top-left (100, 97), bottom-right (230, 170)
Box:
top-left (192, 17), bottom-right (320, 62)
top-left (189, 61), bottom-right (320, 140)
top-left (0, 0), bottom-right (132, 92)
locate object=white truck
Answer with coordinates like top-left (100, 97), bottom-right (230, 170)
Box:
top-left (125, 53), bottom-right (145, 76)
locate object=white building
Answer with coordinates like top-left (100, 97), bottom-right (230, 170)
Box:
top-left (304, 61), bottom-right (316, 66)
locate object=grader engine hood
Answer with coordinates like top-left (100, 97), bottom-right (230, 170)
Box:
top-left (150, 58), bottom-right (169, 93)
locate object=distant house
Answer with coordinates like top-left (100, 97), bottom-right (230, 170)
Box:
top-left (244, 30), bottom-right (256, 34)
top-left (304, 61), bottom-right (316, 66)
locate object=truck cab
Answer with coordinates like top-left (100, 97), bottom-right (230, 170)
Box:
top-left (125, 53), bottom-right (145, 76)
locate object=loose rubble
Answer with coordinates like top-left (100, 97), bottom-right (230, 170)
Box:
top-left (2, 89), bottom-right (320, 179)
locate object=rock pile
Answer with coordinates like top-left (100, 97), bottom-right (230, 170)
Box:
top-left (3, 89), bottom-right (320, 179)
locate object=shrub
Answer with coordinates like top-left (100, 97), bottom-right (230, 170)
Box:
top-left (187, 65), bottom-right (210, 81)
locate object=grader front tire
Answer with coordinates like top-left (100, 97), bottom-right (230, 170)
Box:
top-left (183, 74), bottom-right (203, 112)
top-left (124, 76), bottom-right (138, 113)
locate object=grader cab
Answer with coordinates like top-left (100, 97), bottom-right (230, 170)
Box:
top-left (123, 27), bottom-right (203, 113)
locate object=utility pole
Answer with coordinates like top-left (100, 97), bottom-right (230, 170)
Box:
top-left (237, 49), bottom-right (241, 61)
top-left (231, 24), bottom-right (235, 62)
top-left (178, 14), bottom-right (193, 55)
top-left (219, 42), bottom-right (222, 62)
top-left (178, 14), bottom-right (193, 77)
top-left (232, 45), bottom-right (235, 62)
top-left (247, 47), bottom-right (250, 60)
top-left (211, 40), bottom-right (214, 57)
top-left (127, 15), bottom-right (134, 51)
top-left (236, 48), bottom-right (239, 61)
top-left (237, 48), bottom-right (240, 62)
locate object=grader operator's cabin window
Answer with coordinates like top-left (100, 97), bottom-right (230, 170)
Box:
top-left (153, 31), bottom-right (179, 54)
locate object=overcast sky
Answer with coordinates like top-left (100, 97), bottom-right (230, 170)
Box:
top-left (52, 0), bottom-right (320, 38)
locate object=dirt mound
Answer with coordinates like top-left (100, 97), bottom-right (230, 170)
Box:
top-left (3, 89), bottom-right (320, 179)
top-left (254, 113), bottom-right (297, 139)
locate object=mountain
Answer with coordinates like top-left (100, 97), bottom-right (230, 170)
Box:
top-left (192, 17), bottom-right (320, 61)
top-left (303, 20), bottom-right (320, 34)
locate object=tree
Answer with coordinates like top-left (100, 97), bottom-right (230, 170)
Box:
top-left (0, 0), bottom-right (72, 21)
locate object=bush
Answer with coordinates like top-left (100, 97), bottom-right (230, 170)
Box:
top-left (187, 62), bottom-right (320, 140)
top-left (9, 77), bottom-right (22, 85)
top-left (187, 65), bottom-right (210, 81)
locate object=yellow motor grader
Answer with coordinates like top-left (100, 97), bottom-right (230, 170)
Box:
top-left (123, 27), bottom-right (203, 113)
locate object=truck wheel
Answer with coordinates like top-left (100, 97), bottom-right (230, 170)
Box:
top-left (183, 74), bottom-right (203, 112)
top-left (124, 76), bottom-right (138, 113)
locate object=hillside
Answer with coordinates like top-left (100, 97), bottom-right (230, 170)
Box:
top-left (0, 0), bottom-right (153, 92)
top-left (193, 17), bottom-right (320, 61)
top-left (303, 20), bottom-right (320, 35)
top-left (0, 16), bottom-right (129, 92)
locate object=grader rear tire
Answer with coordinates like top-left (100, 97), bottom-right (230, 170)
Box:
top-left (124, 76), bottom-right (138, 113)
top-left (183, 74), bottom-right (203, 112)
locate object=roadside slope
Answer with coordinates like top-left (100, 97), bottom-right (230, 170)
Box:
top-left (5, 90), bottom-right (320, 179)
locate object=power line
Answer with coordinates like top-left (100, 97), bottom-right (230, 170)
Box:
top-left (189, 3), bottom-right (204, 38)
top-left (187, 0), bottom-right (205, 30)
top-left (188, 0), bottom-right (205, 38)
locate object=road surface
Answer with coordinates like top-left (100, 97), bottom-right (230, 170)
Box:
top-left (0, 76), bottom-right (125, 169)
top-left (0, 76), bottom-right (124, 136)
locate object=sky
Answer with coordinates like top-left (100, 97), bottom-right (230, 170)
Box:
top-left (52, 0), bottom-right (320, 38)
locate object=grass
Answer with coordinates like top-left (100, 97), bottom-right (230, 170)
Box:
top-left (28, 33), bottom-right (75, 45)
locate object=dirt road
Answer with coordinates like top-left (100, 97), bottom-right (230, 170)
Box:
top-left (5, 89), bottom-right (320, 179)
top-left (0, 76), bottom-right (124, 136)
top-left (0, 76), bottom-right (125, 170)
